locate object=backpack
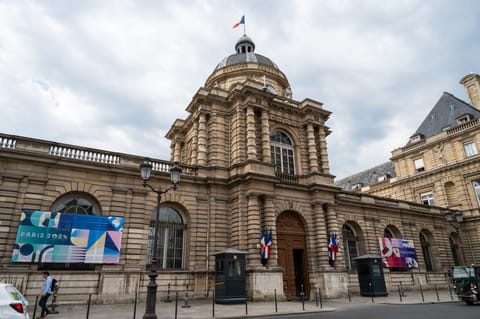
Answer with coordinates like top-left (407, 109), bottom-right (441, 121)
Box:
top-left (51, 278), bottom-right (58, 292)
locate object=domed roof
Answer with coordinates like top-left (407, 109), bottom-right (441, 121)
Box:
top-left (215, 34), bottom-right (279, 71)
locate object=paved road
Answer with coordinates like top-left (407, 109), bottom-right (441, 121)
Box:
top-left (253, 303), bottom-right (480, 319)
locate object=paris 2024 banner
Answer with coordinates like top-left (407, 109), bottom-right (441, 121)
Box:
top-left (12, 210), bottom-right (124, 264)
top-left (378, 237), bottom-right (418, 269)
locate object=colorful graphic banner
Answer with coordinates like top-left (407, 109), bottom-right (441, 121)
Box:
top-left (378, 237), bottom-right (418, 269)
top-left (12, 210), bottom-right (124, 264)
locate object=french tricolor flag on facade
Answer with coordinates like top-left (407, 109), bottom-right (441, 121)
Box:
top-left (260, 228), bottom-right (272, 260)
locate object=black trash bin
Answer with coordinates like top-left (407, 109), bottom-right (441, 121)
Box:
top-left (213, 248), bottom-right (247, 304)
top-left (353, 254), bottom-right (388, 297)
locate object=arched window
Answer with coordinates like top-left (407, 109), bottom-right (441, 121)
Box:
top-left (270, 130), bottom-right (295, 174)
top-left (384, 228), bottom-right (394, 238)
top-left (449, 235), bottom-right (462, 266)
top-left (42, 192), bottom-right (101, 271)
top-left (342, 224), bottom-right (359, 271)
top-left (147, 207), bottom-right (186, 270)
top-left (420, 232), bottom-right (433, 271)
top-left (384, 225), bottom-right (401, 239)
top-left (52, 192), bottom-right (100, 215)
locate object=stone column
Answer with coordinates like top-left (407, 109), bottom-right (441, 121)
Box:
top-left (318, 126), bottom-right (330, 174)
top-left (246, 106), bottom-right (257, 159)
top-left (191, 120), bottom-right (198, 165)
top-left (307, 123), bottom-right (318, 173)
top-left (247, 193), bottom-right (261, 267)
top-left (312, 202), bottom-right (329, 270)
top-left (173, 139), bottom-right (182, 163)
top-left (261, 110), bottom-right (271, 162)
top-left (197, 113), bottom-right (207, 165)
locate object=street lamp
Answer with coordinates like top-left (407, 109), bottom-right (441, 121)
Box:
top-left (444, 209), bottom-right (477, 265)
top-left (444, 209), bottom-right (463, 223)
top-left (140, 161), bottom-right (182, 319)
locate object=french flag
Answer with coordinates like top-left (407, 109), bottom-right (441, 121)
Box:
top-left (328, 232), bottom-right (339, 262)
top-left (232, 15), bottom-right (245, 29)
top-left (261, 228), bottom-right (272, 259)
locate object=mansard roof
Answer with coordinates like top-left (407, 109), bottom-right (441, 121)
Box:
top-left (408, 92), bottom-right (480, 144)
top-left (335, 161), bottom-right (395, 191)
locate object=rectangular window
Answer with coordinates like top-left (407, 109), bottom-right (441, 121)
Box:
top-left (464, 141), bottom-right (478, 157)
top-left (420, 192), bottom-right (435, 206)
top-left (414, 158), bottom-right (425, 172)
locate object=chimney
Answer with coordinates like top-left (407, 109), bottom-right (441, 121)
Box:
top-left (460, 73), bottom-right (480, 109)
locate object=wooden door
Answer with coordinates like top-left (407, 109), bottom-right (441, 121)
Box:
top-left (276, 212), bottom-right (309, 300)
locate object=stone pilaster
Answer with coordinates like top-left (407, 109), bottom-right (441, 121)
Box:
top-left (261, 110), bottom-right (271, 162)
top-left (197, 113), bottom-right (207, 165)
top-left (247, 193), bottom-right (261, 267)
top-left (307, 123), bottom-right (318, 173)
top-left (312, 202), bottom-right (329, 270)
top-left (246, 106), bottom-right (257, 160)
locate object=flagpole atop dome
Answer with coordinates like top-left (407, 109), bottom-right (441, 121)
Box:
top-left (243, 14), bottom-right (246, 35)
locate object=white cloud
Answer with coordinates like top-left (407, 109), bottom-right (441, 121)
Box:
top-left (1, 0), bottom-right (479, 179)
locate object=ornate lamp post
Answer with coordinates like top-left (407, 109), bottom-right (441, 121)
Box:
top-left (140, 161), bottom-right (182, 319)
top-left (444, 209), bottom-right (477, 265)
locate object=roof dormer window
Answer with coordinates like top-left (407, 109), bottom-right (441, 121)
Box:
top-left (456, 114), bottom-right (472, 125)
top-left (352, 183), bottom-right (363, 191)
top-left (409, 134), bottom-right (423, 144)
top-left (377, 174), bottom-right (391, 182)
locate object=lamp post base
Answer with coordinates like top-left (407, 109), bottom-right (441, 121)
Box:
top-left (143, 269), bottom-right (158, 319)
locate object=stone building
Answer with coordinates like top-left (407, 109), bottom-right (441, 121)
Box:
top-left (0, 35), bottom-right (460, 303)
top-left (337, 73), bottom-right (480, 267)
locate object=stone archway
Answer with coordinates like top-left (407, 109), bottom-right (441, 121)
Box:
top-left (276, 211), bottom-right (309, 300)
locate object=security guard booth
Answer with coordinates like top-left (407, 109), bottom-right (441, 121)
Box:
top-left (213, 248), bottom-right (247, 303)
top-left (353, 254), bottom-right (388, 297)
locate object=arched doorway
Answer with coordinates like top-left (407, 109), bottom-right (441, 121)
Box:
top-left (276, 211), bottom-right (309, 300)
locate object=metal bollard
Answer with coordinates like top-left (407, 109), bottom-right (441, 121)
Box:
top-left (435, 284), bottom-right (440, 302)
top-left (300, 284), bottom-right (305, 311)
top-left (347, 287), bottom-right (351, 303)
top-left (318, 288), bottom-right (323, 309)
top-left (181, 285), bottom-right (191, 308)
top-left (315, 287), bottom-right (318, 307)
top-left (212, 288), bottom-right (215, 318)
top-left (448, 281), bottom-right (454, 301)
top-left (164, 283), bottom-right (172, 303)
top-left (274, 288), bottom-right (278, 312)
top-left (86, 294), bottom-right (92, 319)
top-left (175, 292), bottom-right (179, 319)
top-left (419, 283), bottom-right (424, 303)
top-left (32, 295), bottom-right (39, 319)
top-left (133, 286), bottom-right (138, 319)
top-left (398, 286), bottom-right (403, 302)
top-left (245, 290), bottom-right (248, 315)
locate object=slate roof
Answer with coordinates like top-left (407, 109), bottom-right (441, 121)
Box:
top-left (408, 92), bottom-right (480, 144)
top-left (335, 92), bottom-right (480, 191)
top-left (335, 161), bottom-right (396, 191)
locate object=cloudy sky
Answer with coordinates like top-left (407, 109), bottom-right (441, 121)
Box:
top-left (1, 1), bottom-right (479, 179)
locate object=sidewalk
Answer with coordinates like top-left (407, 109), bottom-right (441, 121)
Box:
top-left (30, 289), bottom-right (459, 319)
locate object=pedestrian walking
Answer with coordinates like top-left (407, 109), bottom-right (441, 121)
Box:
top-left (37, 271), bottom-right (53, 318)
